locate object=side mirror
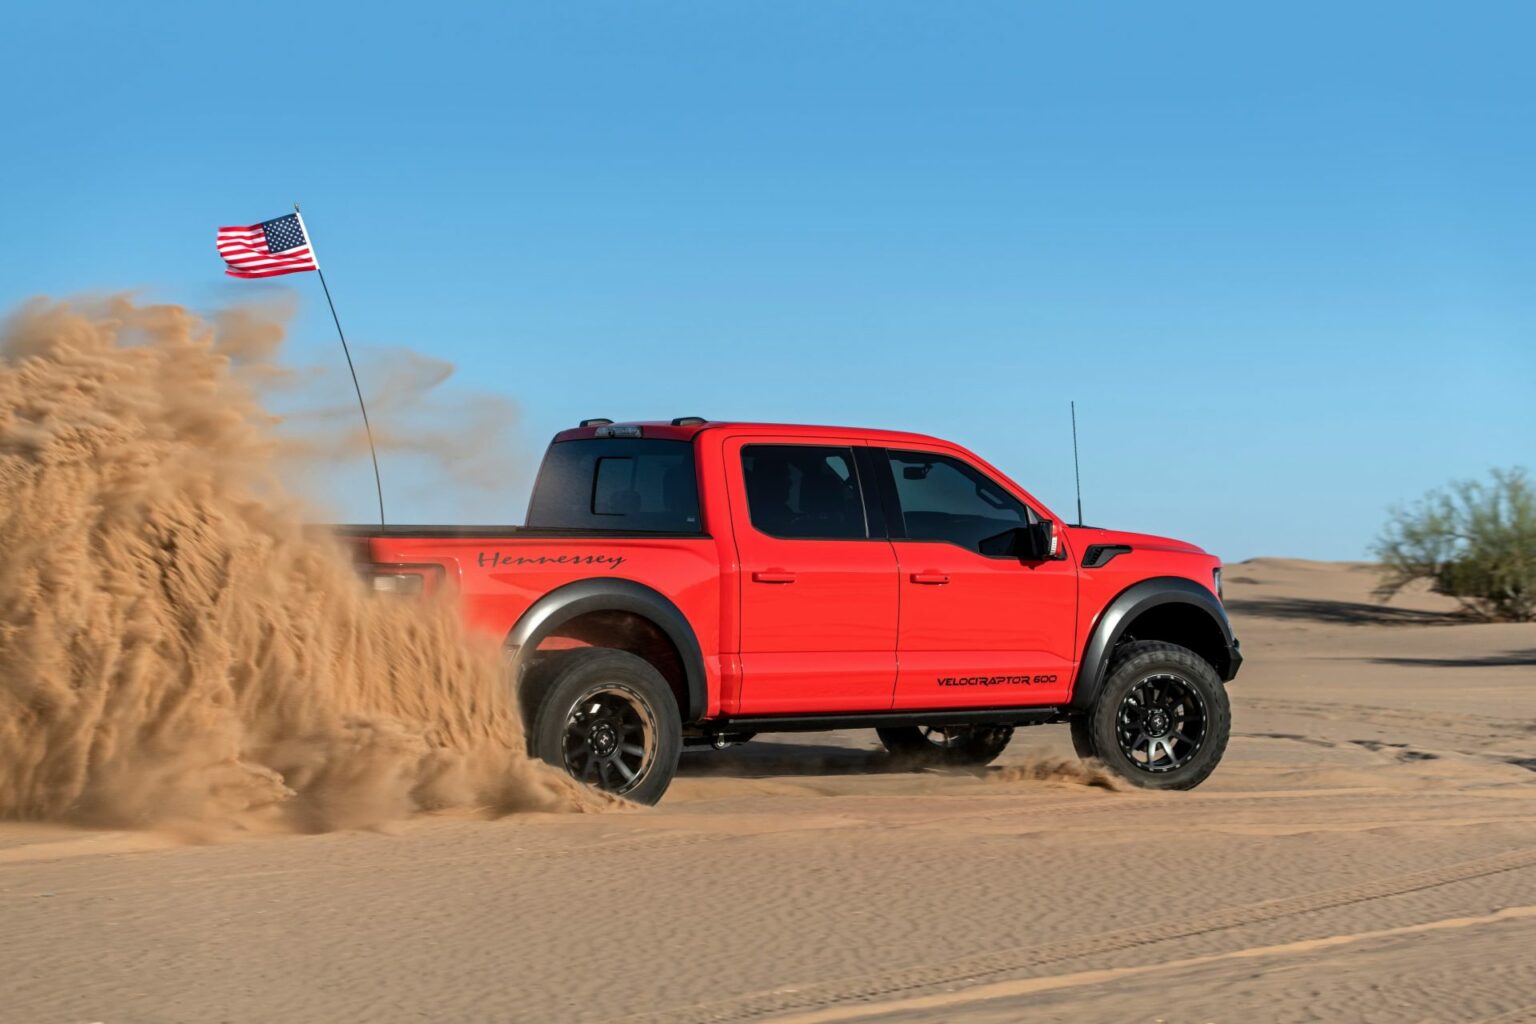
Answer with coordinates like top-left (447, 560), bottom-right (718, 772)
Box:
top-left (1022, 520), bottom-right (1057, 560)
top-left (978, 521), bottom-right (1058, 560)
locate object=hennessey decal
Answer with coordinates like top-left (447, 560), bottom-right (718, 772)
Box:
top-left (478, 551), bottom-right (627, 570)
top-left (937, 674), bottom-right (1057, 687)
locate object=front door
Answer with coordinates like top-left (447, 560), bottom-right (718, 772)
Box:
top-left (729, 438), bottom-right (898, 713)
top-left (881, 447), bottom-right (1078, 708)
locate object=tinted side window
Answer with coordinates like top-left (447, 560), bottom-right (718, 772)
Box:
top-left (527, 439), bottom-right (701, 532)
top-left (742, 445), bottom-right (867, 540)
top-left (886, 450), bottom-right (1029, 554)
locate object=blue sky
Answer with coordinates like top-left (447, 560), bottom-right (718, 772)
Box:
top-left (3, 1), bottom-right (1532, 561)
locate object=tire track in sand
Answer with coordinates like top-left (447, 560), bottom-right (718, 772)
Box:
top-left (1479, 1005), bottom-right (1536, 1024)
top-left (769, 905), bottom-right (1536, 1023)
top-left (619, 845), bottom-right (1536, 1024)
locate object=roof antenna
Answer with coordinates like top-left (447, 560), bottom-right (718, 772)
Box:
top-left (1071, 400), bottom-right (1084, 527)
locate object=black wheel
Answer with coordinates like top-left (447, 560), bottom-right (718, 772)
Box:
top-left (521, 648), bottom-right (681, 805)
top-left (876, 724), bottom-right (1013, 767)
top-left (1071, 640), bottom-right (1230, 790)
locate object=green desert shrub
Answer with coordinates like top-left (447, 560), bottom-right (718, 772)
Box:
top-left (1372, 467), bottom-right (1536, 622)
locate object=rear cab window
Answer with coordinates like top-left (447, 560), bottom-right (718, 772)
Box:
top-left (527, 439), bottom-right (701, 533)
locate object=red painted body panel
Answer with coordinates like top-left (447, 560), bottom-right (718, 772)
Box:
top-left (364, 533), bottom-right (728, 716)
top-left (719, 433), bottom-right (898, 713)
top-left (358, 421), bottom-right (1224, 722)
top-left (879, 436), bottom-right (1079, 708)
top-left (1064, 524), bottom-right (1223, 667)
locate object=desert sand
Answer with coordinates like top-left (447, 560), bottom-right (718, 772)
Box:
top-left (2, 559), bottom-right (1533, 1023)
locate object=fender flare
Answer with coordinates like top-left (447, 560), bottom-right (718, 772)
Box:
top-left (505, 578), bottom-right (708, 722)
top-left (1068, 576), bottom-right (1238, 714)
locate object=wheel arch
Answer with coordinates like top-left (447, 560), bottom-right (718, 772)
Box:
top-left (1068, 576), bottom-right (1238, 714)
top-left (506, 578), bottom-right (708, 723)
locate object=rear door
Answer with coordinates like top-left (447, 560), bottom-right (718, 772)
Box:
top-left (877, 446), bottom-right (1077, 708)
top-left (727, 437), bottom-right (899, 713)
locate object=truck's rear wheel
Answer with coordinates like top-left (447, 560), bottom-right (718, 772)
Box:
top-left (522, 648), bottom-right (681, 805)
top-left (876, 725), bottom-right (1013, 767)
top-left (1071, 640), bottom-right (1229, 790)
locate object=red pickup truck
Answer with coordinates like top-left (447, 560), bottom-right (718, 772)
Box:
top-left (341, 418), bottom-right (1241, 803)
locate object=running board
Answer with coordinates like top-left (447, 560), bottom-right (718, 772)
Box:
top-left (708, 707), bottom-right (1063, 734)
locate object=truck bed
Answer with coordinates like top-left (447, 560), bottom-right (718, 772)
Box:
top-left (326, 524), bottom-right (706, 540)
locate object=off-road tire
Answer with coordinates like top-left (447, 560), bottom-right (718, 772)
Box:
top-left (1070, 640), bottom-right (1230, 790)
top-left (876, 724), bottom-right (1014, 767)
top-left (521, 648), bottom-right (681, 805)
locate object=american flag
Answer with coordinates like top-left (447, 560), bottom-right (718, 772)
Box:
top-left (216, 213), bottom-right (320, 278)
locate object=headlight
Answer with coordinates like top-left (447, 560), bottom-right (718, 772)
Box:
top-left (1213, 567), bottom-right (1223, 601)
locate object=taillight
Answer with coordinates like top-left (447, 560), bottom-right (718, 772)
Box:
top-left (361, 564), bottom-right (443, 597)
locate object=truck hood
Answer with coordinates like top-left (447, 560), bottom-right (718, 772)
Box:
top-left (1061, 525), bottom-right (1209, 558)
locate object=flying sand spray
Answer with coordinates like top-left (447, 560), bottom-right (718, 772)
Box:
top-left (0, 297), bottom-right (605, 830)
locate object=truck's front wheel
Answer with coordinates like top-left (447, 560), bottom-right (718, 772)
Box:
top-left (522, 648), bottom-right (681, 805)
top-left (1071, 640), bottom-right (1230, 790)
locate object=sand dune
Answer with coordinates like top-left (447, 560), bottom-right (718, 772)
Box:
top-left (2, 561), bottom-right (1533, 1022)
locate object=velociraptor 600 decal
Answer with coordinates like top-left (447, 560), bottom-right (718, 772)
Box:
top-left (937, 674), bottom-right (1057, 687)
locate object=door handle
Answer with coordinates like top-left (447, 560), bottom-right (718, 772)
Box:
top-left (910, 572), bottom-right (950, 585)
top-left (752, 570), bottom-right (797, 584)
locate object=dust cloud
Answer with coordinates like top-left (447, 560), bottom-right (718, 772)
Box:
top-left (988, 757), bottom-right (1124, 791)
top-left (271, 339), bottom-right (529, 511)
top-left (0, 296), bottom-right (605, 832)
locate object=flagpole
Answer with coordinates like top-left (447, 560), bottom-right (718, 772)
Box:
top-left (294, 203), bottom-right (387, 530)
